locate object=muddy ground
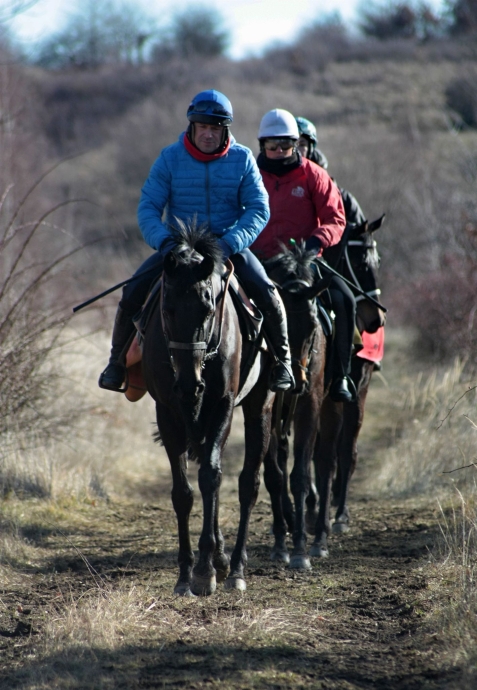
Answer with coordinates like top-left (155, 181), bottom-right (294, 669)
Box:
top-left (0, 356), bottom-right (464, 689)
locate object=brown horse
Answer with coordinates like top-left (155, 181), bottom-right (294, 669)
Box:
top-left (141, 223), bottom-right (275, 595)
top-left (261, 244), bottom-right (333, 569)
top-left (307, 215), bottom-right (386, 557)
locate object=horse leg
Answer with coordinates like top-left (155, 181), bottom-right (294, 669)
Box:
top-left (212, 498), bottom-right (230, 583)
top-left (305, 429), bottom-right (320, 536)
top-left (277, 432), bottom-right (295, 533)
top-left (156, 403), bottom-right (195, 596)
top-left (310, 395), bottom-right (343, 559)
top-left (288, 394), bottom-right (319, 570)
top-left (191, 394), bottom-right (234, 596)
top-left (331, 453), bottom-right (342, 507)
top-left (263, 429), bottom-right (290, 564)
top-left (332, 361), bottom-right (372, 534)
top-left (226, 391), bottom-right (273, 591)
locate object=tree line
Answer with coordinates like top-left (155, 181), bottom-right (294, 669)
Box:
top-left (9, 0), bottom-right (477, 70)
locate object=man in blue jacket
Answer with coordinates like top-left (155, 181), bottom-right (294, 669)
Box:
top-left (99, 89), bottom-right (295, 393)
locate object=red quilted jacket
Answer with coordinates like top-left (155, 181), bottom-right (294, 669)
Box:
top-left (251, 157), bottom-right (346, 259)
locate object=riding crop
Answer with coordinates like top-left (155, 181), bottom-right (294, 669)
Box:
top-left (314, 258), bottom-right (387, 313)
top-left (72, 266), bottom-right (159, 313)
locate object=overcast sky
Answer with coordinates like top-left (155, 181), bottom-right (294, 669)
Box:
top-left (8, 0), bottom-right (445, 60)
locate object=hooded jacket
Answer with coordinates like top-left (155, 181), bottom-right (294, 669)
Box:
top-left (251, 156), bottom-right (346, 259)
top-left (137, 133), bottom-right (270, 255)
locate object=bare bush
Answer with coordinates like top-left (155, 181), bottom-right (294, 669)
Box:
top-left (166, 6), bottom-right (230, 59)
top-left (359, 1), bottom-right (443, 40)
top-left (446, 67), bottom-right (477, 128)
top-left (35, 0), bottom-right (156, 69)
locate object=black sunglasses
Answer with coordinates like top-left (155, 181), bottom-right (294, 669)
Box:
top-left (263, 138), bottom-right (296, 151)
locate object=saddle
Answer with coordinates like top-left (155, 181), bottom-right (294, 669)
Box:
top-left (123, 268), bottom-right (264, 402)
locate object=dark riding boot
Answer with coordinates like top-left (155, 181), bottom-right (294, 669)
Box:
top-left (98, 307), bottom-right (136, 392)
top-left (330, 375), bottom-right (354, 403)
top-left (328, 281), bottom-right (355, 404)
top-left (261, 290), bottom-right (295, 393)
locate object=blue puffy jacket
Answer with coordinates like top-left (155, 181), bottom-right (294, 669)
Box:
top-left (137, 133), bottom-right (270, 255)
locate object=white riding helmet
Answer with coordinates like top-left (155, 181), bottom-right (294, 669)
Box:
top-left (258, 109), bottom-right (299, 140)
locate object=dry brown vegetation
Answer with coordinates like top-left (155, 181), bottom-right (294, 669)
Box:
top-left (1, 19), bottom-right (477, 689)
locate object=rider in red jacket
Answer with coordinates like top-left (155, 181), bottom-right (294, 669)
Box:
top-left (252, 153), bottom-right (344, 258)
top-left (251, 109), bottom-right (356, 403)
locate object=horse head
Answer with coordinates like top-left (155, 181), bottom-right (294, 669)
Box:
top-left (264, 242), bottom-right (329, 395)
top-left (345, 214), bottom-right (386, 334)
top-left (161, 220), bottom-right (223, 403)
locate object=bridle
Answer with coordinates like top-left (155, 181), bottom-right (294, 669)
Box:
top-left (343, 238), bottom-right (381, 305)
top-left (160, 259), bottom-right (235, 373)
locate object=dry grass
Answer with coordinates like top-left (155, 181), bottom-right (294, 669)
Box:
top-left (365, 335), bottom-right (477, 687)
top-left (423, 490), bottom-right (477, 689)
top-left (370, 356), bottom-right (477, 496)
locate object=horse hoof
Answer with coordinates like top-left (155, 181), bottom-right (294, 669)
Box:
top-left (191, 574), bottom-right (216, 596)
top-left (270, 548), bottom-right (290, 564)
top-left (332, 520), bottom-right (350, 534)
top-left (174, 582), bottom-right (196, 597)
top-left (224, 577), bottom-right (247, 591)
top-left (288, 555), bottom-right (312, 570)
top-left (309, 543), bottom-right (329, 558)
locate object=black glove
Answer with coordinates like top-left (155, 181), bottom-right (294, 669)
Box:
top-left (305, 236), bottom-right (322, 253)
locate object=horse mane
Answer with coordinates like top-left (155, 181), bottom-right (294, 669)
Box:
top-left (264, 241), bottom-right (317, 287)
top-left (169, 218), bottom-right (223, 269)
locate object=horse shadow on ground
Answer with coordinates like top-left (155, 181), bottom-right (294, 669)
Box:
top-left (0, 638), bottom-right (461, 689)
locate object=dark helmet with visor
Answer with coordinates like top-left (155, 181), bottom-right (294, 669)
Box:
top-left (187, 90), bottom-right (233, 126)
top-left (295, 116), bottom-right (318, 144)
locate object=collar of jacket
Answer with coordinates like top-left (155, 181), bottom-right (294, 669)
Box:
top-left (183, 132), bottom-right (231, 162)
top-left (257, 151), bottom-right (302, 177)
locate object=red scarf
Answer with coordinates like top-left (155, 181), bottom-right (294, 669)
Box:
top-left (183, 133), bottom-right (231, 162)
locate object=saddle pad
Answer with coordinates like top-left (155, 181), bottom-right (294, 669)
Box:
top-left (124, 336), bottom-right (147, 402)
top-left (229, 274), bottom-right (263, 342)
top-left (356, 327), bottom-right (384, 363)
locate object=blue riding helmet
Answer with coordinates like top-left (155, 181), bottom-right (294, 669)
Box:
top-left (187, 89), bottom-right (233, 126)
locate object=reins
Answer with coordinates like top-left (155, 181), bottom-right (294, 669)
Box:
top-left (343, 239), bottom-right (382, 305)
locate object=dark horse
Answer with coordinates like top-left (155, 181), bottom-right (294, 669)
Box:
top-left (261, 243), bottom-right (333, 569)
top-left (305, 215), bottom-right (386, 557)
top-left (141, 223), bottom-right (274, 596)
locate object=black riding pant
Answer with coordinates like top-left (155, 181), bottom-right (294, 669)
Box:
top-left (324, 276), bottom-right (356, 377)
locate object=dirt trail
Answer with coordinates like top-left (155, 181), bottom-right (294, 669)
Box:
top-left (0, 338), bottom-right (460, 689)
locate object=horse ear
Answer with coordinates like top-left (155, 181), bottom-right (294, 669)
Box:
top-left (354, 220), bottom-right (369, 237)
top-left (193, 253), bottom-right (215, 282)
top-left (300, 274), bottom-right (333, 301)
top-left (163, 252), bottom-right (178, 276)
top-left (368, 213), bottom-right (386, 234)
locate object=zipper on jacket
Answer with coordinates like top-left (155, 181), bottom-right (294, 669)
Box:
top-left (205, 164), bottom-right (211, 227)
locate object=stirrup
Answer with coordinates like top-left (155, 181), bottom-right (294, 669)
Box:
top-left (98, 363), bottom-right (128, 393)
top-left (270, 361), bottom-right (295, 393)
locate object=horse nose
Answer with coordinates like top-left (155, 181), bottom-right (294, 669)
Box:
top-left (366, 312), bottom-right (386, 333)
